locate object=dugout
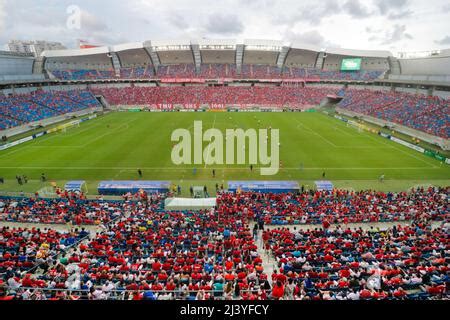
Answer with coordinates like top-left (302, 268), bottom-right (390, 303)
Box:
top-left (97, 180), bottom-right (171, 195)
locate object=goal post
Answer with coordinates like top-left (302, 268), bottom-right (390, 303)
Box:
top-left (346, 120), bottom-right (364, 133)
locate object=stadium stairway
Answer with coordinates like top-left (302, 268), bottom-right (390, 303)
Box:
top-left (249, 221), bottom-right (276, 279)
top-left (249, 219), bottom-right (446, 283)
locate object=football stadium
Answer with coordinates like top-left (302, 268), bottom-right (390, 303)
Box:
top-left (0, 0), bottom-right (449, 310)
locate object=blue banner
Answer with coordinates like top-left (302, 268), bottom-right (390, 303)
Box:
top-left (98, 180), bottom-right (171, 195)
top-left (228, 181), bottom-right (299, 193)
top-left (315, 180), bottom-right (334, 191)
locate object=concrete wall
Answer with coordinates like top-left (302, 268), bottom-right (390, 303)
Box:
top-left (434, 90), bottom-right (450, 99)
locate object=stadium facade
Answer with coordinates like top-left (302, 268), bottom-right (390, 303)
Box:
top-left (0, 39), bottom-right (447, 84)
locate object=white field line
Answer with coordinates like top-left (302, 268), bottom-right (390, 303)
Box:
top-left (0, 147), bottom-right (26, 159)
top-left (329, 115), bottom-right (439, 168)
top-left (29, 145), bottom-right (83, 148)
top-left (60, 121), bottom-right (103, 138)
top-left (337, 146), bottom-right (394, 149)
top-left (323, 115), bottom-right (391, 150)
top-left (295, 123), bottom-right (392, 149)
top-left (359, 128), bottom-right (438, 168)
top-left (1, 119), bottom-right (104, 153)
top-left (78, 118), bottom-right (137, 148)
top-left (294, 119), bottom-right (338, 147)
top-left (185, 120), bottom-right (231, 132)
top-left (332, 124), bottom-right (362, 137)
top-left (0, 166), bottom-right (440, 170)
top-left (1, 119), bottom-right (134, 153)
top-left (315, 113), bottom-right (357, 138)
top-left (112, 169), bottom-right (125, 179)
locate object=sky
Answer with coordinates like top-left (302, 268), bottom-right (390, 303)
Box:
top-left (0, 0), bottom-right (449, 54)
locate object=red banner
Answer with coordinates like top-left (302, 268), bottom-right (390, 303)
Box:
top-left (79, 40), bottom-right (101, 49)
top-left (160, 78), bottom-right (206, 83)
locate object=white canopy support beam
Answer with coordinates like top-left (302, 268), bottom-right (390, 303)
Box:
top-left (236, 44), bottom-right (244, 74)
top-left (276, 46), bottom-right (290, 70)
top-left (191, 41), bottom-right (202, 74)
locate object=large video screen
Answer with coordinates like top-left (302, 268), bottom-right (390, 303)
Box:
top-left (341, 58), bottom-right (362, 71)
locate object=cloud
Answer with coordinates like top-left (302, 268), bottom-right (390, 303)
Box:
top-left (388, 9), bottom-right (413, 20)
top-left (204, 13), bottom-right (244, 35)
top-left (380, 24), bottom-right (413, 45)
top-left (80, 10), bottom-right (109, 34)
top-left (375, 0), bottom-right (408, 15)
top-left (284, 30), bottom-right (325, 46)
top-left (0, 0), bottom-right (445, 52)
top-left (374, 0), bottom-right (413, 20)
top-left (167, 12), bottom-right (190, 30)
top-left (80, 8), bottom-right (132, 45)
top-left (434, 36), bottom-right (450, 45)
top-left (283, 29), bottom-right (340, 48)
top-left (80, 10), bottom-right (108, 32)
top-left (367, 24), bottom-right (413, 45)
top-left (0, 2), bottom-right (122, 47)
top-left (366, 26), bottom-right (382, 34)
top-left (342, 0), bottom-right (372, 18)
top-left (274, 0), bottom-right (341, 26)
top-left (242, 0), bottom-right (275, 8)
top-left (75, 10), bottom-right (123, 45)
top-left (0, 0), bottom-right (6, 36)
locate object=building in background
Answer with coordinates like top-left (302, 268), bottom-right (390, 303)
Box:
top-left (7, 40), bottom-right (66, 56)
top-left (79, 39), bottom-right (101, 49)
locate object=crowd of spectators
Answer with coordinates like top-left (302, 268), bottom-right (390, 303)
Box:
top-left (91, 86), bottom-right (338, 108)
top-left (119, 67), bottom-right (154, 79)
top-left (264, 222), bottom-right (448, 300)
top-left (0, 226), bottom-right (88, 283)
top-left (338, 89), bottom-right (450, 139)
top-left (0, 185), bottom-right (447, 300)
top-left (0, 197), bottom-right (130, 225)
top-left (0, 205), bottom-right (266, 300)
top-left (0, 90), bottom-right (100, 130)
top-left (216, 187), bottom-right (449, 225)
top-left (50, 65), bottom-right (384, 81)
top-left (52, 69), bottom-right (115, 80)
top-left (157, 64), bottom-right (196, 78)
top-left (0, 189), bottom-right (167, 225)
top-left (2, 84), bottom-right (446, 142)
top-left (0, 94), bottom-right (59, 129)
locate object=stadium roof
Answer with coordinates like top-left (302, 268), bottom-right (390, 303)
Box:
top-left (41, 39), bottom-right (393, 60)
top-left (325, 47), bottom-right (392, 58)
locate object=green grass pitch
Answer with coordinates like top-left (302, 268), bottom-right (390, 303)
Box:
top-left (0, 111), bottom-right (448, 195)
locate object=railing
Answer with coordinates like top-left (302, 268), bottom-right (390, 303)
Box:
top-left (1, 285), bottom-right (444, 300)
top-left (1, 286), bottom-right (270, 300)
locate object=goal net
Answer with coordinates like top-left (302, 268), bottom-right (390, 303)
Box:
top-left (346, 121), bottom-right (363, 132)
